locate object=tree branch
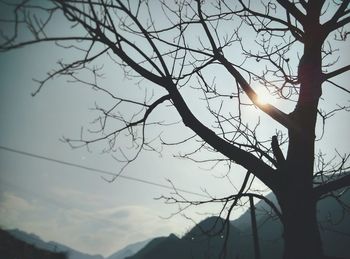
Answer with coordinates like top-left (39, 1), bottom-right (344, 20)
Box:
top-left (276, 0), bottom-right (306, 25)
top-left (335, 16), bottom-right (350, 31)
top-left (196, 0), bottom-right (295, 131)
top-left (323, 0), bottom-right (350, 35)
top-left (237, 0), bottom-right (304, 42)
top-left (323, 64), bottom-right (350, 81)
top-left (217, 55), bottom-right (296, 131)
top-left (165, 82), bottom-right (278, 190)
top-left (313, 173), bottom-right (350, 199)
top-left (0, 37), bottom-right (93, 51)
top-left (323, 0), bottom-right (350, 34)
top-left (326, 79), bottom-right (350, 94)
top-left (331, 0), bottom-right (350, 22)
top-left (80, 5), bottom-right (279, 190)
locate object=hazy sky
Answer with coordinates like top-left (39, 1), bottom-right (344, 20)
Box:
top-left (0, 4), bottom-right (243, 256)
top-left (0, 1), bottom-right (349, 257)
top-left (0, 42), bottom-right (242, 255)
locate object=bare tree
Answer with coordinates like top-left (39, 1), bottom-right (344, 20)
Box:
top-left (1, 1), bottom-right (350, 259)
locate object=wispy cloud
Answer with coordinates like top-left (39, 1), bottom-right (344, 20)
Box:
top-left (0, 189), bottom-right (182, 256)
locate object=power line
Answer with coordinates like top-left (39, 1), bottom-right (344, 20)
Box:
top-left (0, 145), bottom-right (208, 198)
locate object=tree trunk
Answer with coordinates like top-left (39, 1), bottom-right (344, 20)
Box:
top-left (277, 121), bottom-right (323, 258)
top-left (279, 102), bottom-right (322, 259)
top-left (281, 201), bottom-right (323, 259)
top-left (277, 25), bottom-right (324, 258)
top-left (278, 171), bottom-right (323, 259)
top-left (277, 89), bottom-right (324, 259)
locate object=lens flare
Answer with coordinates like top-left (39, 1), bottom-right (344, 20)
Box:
top-left (255, 88), bottom-right (275, 105)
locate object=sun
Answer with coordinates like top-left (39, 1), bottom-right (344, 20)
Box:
top-left (255, 88), bottom-right (276, 105)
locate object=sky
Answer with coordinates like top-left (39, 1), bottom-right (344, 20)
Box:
top-left (0, 41), bottom-right (242, 256)
top-left (0, 3), bottom-right (244, 256)
top-left (0, 1), bottom-right (349, 257)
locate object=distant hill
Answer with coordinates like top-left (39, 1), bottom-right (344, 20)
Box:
top-left (3, 190), bottom-right (349, 259)
top-left (232, 191), bottom-right (350, 259)
top-left (107, 239), bottom-right (151, 259)
top-left (127, 217), bottom-right (241, 259)
top-left (4, 228), bottom-right (151, 259)
top-left (0, 228), bottom-right (67, 259)
top-left (317, 192), bottom-right (350, 258)
top-left (127, 191), bottom-right (350, 259)
top-left (6, 229), bottom-right (104, 259)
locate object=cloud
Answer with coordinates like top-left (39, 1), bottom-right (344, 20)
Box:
top-left (0, 192), bottom-right (36, 227)
top-left (110, 209), bottom-right (130, 219)
top-left (51, 188), bottom-right (111, 211)
top-left (0, 189), bottom-right (181, 256)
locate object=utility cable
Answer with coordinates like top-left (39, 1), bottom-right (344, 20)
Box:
top-left (0, 145), bottom-right (209, 198)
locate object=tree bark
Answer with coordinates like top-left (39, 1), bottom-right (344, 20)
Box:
top-left (277, 21), bottom-right (324, 259)
top-left (278, 170), bottom-right (323, 259)
top-left (278, 123), bottom-right (323, 259)
top-left (278, 114), bottom-right (323, 259)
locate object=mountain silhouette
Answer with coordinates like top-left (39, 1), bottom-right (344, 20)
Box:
top-left (127, 191), bottom-right (350, 259)
top-left (232, 191), bottom-right (350, 259)
top-left (0, 228), bottom-right (67, 259)
top-left (127, 217), bottom-right (240, 259)
top-left (6, 229), bottom-right (103, 259)
top-left (3, 191), bottom-right (349, 259)
top-left (107, 239), bottom-right (152, 259)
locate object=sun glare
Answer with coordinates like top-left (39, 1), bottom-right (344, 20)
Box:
top-left (255, 88), bottom-right (275, 105)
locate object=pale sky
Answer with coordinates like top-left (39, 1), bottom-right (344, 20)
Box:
top-left (0, 1), bottom-right (349, 257)
top-left (0, 41), bottom-right (243, 256)
top-left (0, 7), bottom-right (245, 255)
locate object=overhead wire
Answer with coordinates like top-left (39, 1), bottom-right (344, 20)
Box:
top-left (0, 145), bottom-right (209, 198)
